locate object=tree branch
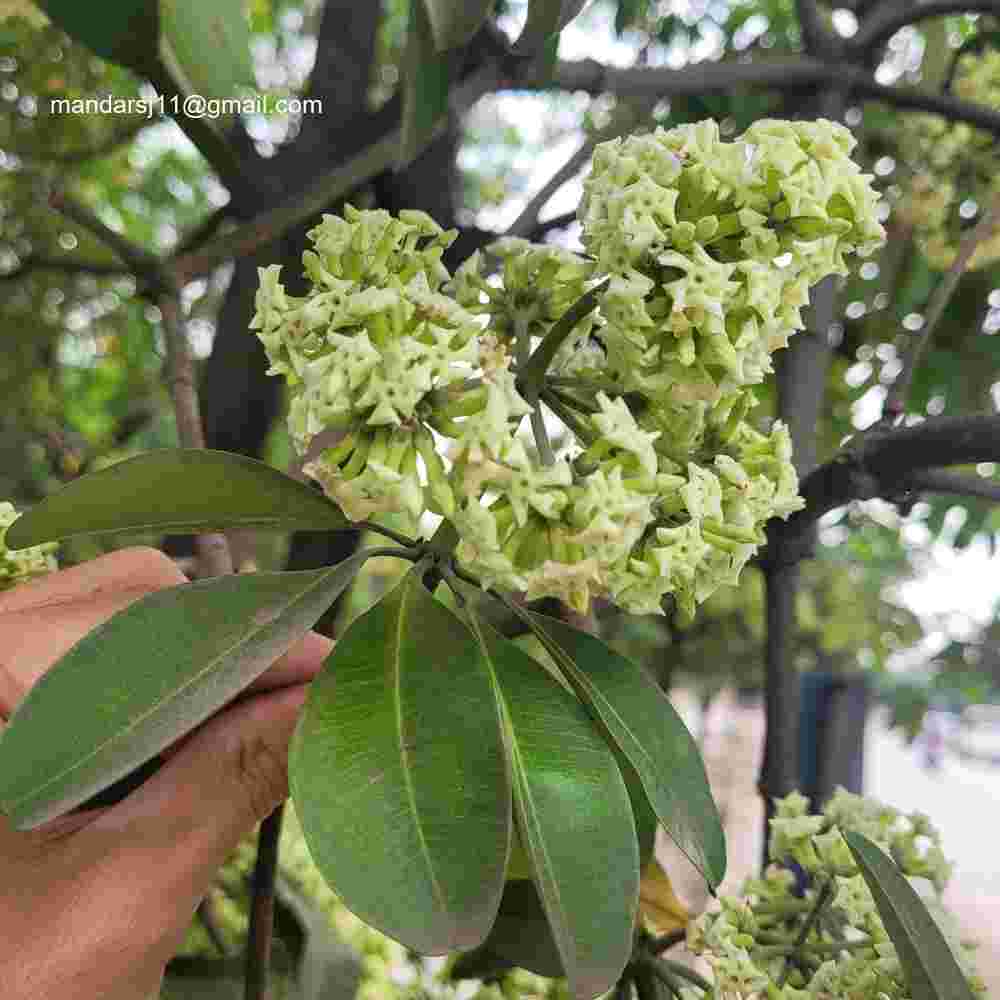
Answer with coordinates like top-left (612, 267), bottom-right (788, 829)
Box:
top-left (174, 206), bottom-right (231, 256)
top-left (245, 806), bottom-right (284, 1000)
top-left (542, 57), bottom-right (1000, 136)
top-left (527, 210), bottom-right (578, 239)
top-left (172, 129), bottom-right (400, 282)
top-left (173, 63), bottom-right (501, 283)
top-left (506, 140), bottom-right (595, 238)
top-left (159, 295), bottom-right (234, 577)
top-left (23, 115), bottom-right (156, 165)
top-left (902, 468), bottom-right (1000, 502)
top-left (855, 1), bottom-right (1000, 54)
top-left (796, 0), bottom-right (834, 56)
top-left (886, 193), bottom-right (1000, 417)
top-left (143, 58), bottom-right (259, 207)
top-left (768, 415), bottom-right (1000, 565)
top-left (49, 190), bottom-right (170, 292)
top-left (0, 255), bottom-right (130, 281)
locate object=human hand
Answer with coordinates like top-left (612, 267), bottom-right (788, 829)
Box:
top-left (0, 547), bottom-right (332, 1000)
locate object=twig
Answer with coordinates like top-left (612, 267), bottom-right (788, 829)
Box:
top-left (245, 806), bottom-right (284, 1000)
top-left (795, 0), bottom-right (834, 56)
top-left (174, 206), bottom-right (231, 256)
top-left (506, 140), bottom-right (596, 238)
top-left (885, 194), bottom-right (1000, 418)
top-left (0, 255), bottom-right (131, 281)
top-left (507, 97), bottom-right (659, 240)
top-left (173, 63), bottom-right (502, 283)
top-left (528, 210), bottom-right (579, 239)
top-left (49, 190), bottom-right (169, 292)
top-left (172, 131), bottom-right (400, 283)
top-left (31, 115), bottom-right (156, 165)
top-left (541, 57), bottom-right (1000, 136)
top-left (854, 1), bottom-right (1000, 54)
top-left (778, 880), bottom-right (833, 986)
top-left (159, 296), bottom-right (234, 578)
top-left (143, 58), bottom-right (252, 199)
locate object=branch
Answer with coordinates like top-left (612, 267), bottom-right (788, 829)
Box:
top-left (886, 193), bottom-right (1000, 417)
top-left (542, 57), bottom-right (1000, 136)
top-left (506, 97), bottom-right (659, 239)
top-left (174, 206), bottom-right (230, 256)
top-left (173, 63), bottom-right (501, 282)
top-left (49, 190), bottom-right (170, 292)
top-left (245, 806), bottom-right (284, 1000)
top-left (902, 468), bottom-right (1000, 502)
top-left (0, 255), bottom-right (130, 281)
top-left (527, 209), bottom-right (578, 239)
top-left (855, 2), bottom-right (1000, 53)
top-left (796, 0), bottom-right (834, 56)
top-left (21, 115), bottom-right (155, 165)
top-left (143, 58), bottom-right (255, 204)
top-left (506, 140), bottom-right (595, 238)
top-left (159, 295), bottom-right (234, 577)
top-left (172, 129), bottom-right (400, 282)
top-left (768, 414), bottom-right (1000, 564)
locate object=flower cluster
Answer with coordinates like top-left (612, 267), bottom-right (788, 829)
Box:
top-left (253, 119), bottom-right (884, 616)
top-left (685, 790), bottom-right (984, 998)
top-left (0, 501), bottom-right (56, 590)
top-left (896, 50), bottom-right (1000, 270)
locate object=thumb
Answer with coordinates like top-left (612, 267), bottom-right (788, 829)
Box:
top-left (86, 683), bottom-right (309, 913)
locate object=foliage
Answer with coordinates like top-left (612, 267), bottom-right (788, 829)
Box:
top-left (688, 790), bottom-right (984, 998)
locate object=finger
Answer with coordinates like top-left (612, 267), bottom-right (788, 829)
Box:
top-left (154, 632), bottom-right (331, 762)
top-left (0, 546), bottom-right (184, 616)
top-left (244, 630), bottom-right (332, 695)
top-left (0, 548), bottom-right (185, 718)
top-left (85, 684), bottom-right (309, 911)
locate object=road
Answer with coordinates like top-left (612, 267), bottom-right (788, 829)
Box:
top-left (866, 716), bottom-right (1000, 991)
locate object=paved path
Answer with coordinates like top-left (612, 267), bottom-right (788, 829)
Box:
top-left (866, 717), bottom-right (1000, 991)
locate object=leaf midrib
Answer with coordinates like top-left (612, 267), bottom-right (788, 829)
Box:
top-left (474, 620), bottom-right (574, 982)
top-left (7, 566), bottom-right (339, 816)
top-left (393, 578), bottom-right (453, 942)
top-left (531, 618), bottom-right (721, 886)
top-left (25, 513), bottom-right (344, 542)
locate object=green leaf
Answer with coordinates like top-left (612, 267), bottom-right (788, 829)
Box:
top-left (473, 617), bottom-right (639, 998)
top-left (398, 0), bottom-right (457, 168)
top-left (160, 0), bottom-right (254, 103)
top-left (0, 554), bottom-right (368, 830)
top-left (6, 449), bottom-right (349, 549)
top-left (38, 0), bottom-right (158, 73)
top-left (844, 832), bottom-right (978, 1000)
top-left (421, 0), bottom-right (494, 50)
top-left (513, 0), bottom-right (590, 54)
top-left (524, 612), bottom-right (726, 890)
top-left (475, 880), bottom-right (566, 978)
top-left (289, 569), bottom-right (510, 954)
